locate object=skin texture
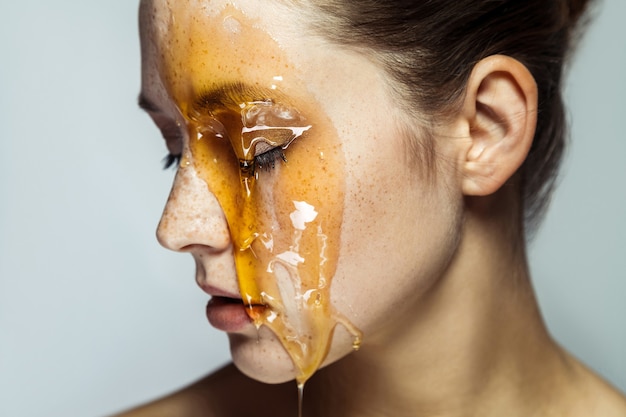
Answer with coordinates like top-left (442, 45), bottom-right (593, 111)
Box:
top-left (153, 1), bottom-right (361, 383)
top-left (120, 0), bottom-right (626, 416)
top-left (140, 0), bottom-right (462, 384)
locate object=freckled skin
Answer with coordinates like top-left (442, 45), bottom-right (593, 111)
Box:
top-left (155, 3), bottom-right (358, 383)
top-left (141, 0), bottom-right (462, 385)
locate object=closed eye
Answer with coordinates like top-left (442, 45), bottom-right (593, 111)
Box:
top-left (254, 147), bottom-right (287, 171)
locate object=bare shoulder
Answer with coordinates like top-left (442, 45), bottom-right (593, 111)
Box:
top-left (565, 359), bottom-right (626, 417)
top-left (110, 363), bottom-right (297, 417)
top-left (581, 376), bottom-right (626, 416)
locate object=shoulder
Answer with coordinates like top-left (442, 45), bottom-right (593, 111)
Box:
top-left (561, 358), bottom-right (626, 417)
top-left (110, 363), bottom-right (297, 417)
top-left (578, 376), bottom-right (626, 416)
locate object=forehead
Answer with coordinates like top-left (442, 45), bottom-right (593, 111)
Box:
top-left (138, 0), bottom-right (305, 61)
top-left (139, 0), bottom-right (280, 23)
top-left (139, 0), bottom-right (310, 107)
top-left (138, 0), bottom-right (399, 137)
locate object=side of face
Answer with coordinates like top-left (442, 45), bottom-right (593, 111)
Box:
top-left (139, 0), bottom-right (464, 384)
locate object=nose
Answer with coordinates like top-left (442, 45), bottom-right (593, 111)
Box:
top-left (157, 164), bottom-right (231, 253)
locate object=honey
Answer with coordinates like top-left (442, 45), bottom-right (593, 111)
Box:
top-left (156, 3), bottom-right (362, 385)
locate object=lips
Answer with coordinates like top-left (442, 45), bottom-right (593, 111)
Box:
top-left (200, 284), bottom-right (267, 332)
top-left (205, 296), bottom-right (252, 332)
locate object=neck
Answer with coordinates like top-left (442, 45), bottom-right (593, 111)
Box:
top-left (305, 195), bottom-right (573, 417)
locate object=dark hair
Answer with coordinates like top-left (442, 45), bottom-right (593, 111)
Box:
top-left (303, 0), bottom-right (595, 232)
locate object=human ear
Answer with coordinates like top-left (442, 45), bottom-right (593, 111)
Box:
top-left (458, 55), bottom-right (538, 196)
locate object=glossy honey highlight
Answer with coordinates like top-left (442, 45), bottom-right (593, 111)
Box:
top-left (157, 3), bottom-right (361, 384)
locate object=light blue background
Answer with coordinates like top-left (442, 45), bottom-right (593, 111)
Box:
top-left (0, 1), bottom-right (624, 416)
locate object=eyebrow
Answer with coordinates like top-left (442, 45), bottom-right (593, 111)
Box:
top-left (194, 82), bottom-right (286, 113)
top-left (137, 82), bottom-right (286, 115)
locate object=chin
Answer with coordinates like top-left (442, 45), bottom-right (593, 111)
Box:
top-left (227, 323), bottom-right (357, 384)
top-left (228, 327), bottom-right (299, 384)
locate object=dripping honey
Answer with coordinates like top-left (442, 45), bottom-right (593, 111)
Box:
top-left (158, 3), bottom-right (362, 385)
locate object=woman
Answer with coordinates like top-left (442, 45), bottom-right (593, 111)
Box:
top-left (121, 0), bottom-right (626, 415)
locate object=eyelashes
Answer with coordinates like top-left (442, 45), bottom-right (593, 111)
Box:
top-left (160, 103), bottom-right (305, 172)
top-left (162, 153), bottom-right (181, 170)
top-left (255, 147), bottom-right (288, 171)
top-left (161, 147), bottom-right (287, 171)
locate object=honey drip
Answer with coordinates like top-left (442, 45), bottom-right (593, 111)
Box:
top-left (298, 382), bottom-right (305, 417)
top-left (158, 4), bottom-right (363, 386)
top-left (187, 106), bottom-right (362, 384)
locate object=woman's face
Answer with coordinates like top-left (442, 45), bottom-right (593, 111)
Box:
top-left (139, 0), bottom-right (463, 383)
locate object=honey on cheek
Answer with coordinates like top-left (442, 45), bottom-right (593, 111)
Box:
top-left (158, 5), bottom-right (361, 385)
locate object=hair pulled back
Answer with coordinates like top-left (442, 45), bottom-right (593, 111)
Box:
top-left (305, 0), bottom-right (595, 231)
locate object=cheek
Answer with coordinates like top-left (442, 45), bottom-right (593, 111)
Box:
top-left (330, 127), bottom-right (463, 338)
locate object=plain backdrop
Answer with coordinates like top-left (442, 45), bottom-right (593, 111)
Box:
top-left (0, 1), bottom-right (624, 416)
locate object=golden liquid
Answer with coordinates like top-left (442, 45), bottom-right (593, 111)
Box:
top-left (157, 4), bottom-right (362, 385)
top-left (298, 382), bottom-right (304, 417)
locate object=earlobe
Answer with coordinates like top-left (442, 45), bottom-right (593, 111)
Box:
top-left (460, 55), bottom-right (538, 196)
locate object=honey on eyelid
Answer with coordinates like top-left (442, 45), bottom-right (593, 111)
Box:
top-left (159, 4), bottom-right (362, 385)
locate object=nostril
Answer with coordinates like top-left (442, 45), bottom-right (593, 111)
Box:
top-left (178, 243), bottom-right (194, 253)
top-left (179, 242), bottom-right (232, 254)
